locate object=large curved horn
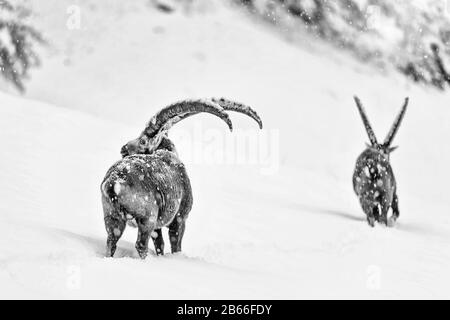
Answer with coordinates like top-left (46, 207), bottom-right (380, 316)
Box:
top-left (354, 96), bottom-right (378, 146)
top-left (211, 98), bottom-right (263, 129)
top-left (383, 97), bottom-right (409, 147)
top-left (144, 99), bottom-right (233, 136)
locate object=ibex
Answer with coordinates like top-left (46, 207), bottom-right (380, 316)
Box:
top-left (101, 98), bottom-right (263, 258)
top-left (353, 96), bottom-right (408, 227)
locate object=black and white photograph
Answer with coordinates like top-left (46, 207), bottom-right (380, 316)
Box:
top-left (1, 0), bottom-right (450, 301)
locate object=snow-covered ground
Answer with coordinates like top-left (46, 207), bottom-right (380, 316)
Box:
top-left (1, 0), bottom-right (450, 299)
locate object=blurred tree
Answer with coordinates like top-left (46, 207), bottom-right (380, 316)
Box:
top-left (236, 0), bottom-right (450, 90)
top-left (0, 0), bottom-right (44, 92)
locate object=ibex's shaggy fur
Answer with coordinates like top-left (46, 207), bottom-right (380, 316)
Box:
top-left (352, 96), bottom-right (408, 227)
top-left (101, 98), bottom-right (262, 258)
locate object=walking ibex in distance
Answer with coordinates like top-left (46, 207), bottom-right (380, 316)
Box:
top-left (101, 98), bottom-right (263, 258)
top-left (353, 96), bottom-right (408, 227)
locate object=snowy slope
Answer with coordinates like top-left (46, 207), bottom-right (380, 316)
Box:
top-left (242, 0), bottom-right (450, 86)
top-left (1, 0), bottom-right (450, 299)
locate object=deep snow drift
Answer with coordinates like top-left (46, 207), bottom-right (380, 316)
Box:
top-left (1, 0), bottom-right (450, 299)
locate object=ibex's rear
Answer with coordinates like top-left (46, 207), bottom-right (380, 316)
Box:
top-left (352, 96), bottom-right (408, 227)
top-left (101, 98), bottom-right (262, 258)
top-left (101, 151), bottom-right (192, 258)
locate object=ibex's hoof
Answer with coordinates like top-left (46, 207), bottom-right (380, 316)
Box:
top-left (137, 250), bottom-right (148, 259)
top-left (367, 216), bottom-right (375, 227)
top-left (388, 217), bottom-right (397, 227)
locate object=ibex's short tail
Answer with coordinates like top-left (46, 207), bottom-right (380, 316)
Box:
top-left (101, 178), bottom-right (116, 202)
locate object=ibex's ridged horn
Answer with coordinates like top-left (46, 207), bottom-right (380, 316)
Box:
top-left (212, 98), bottom-right (263, 129)
top-left (354, 96), bottom-right (378, 146)
top-left (383, 97), bottom-right (409, 147)
top-left (144, 99), bottom-right (233, 136)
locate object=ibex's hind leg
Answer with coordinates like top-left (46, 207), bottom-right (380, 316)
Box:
top-left (361, 200), bottom-right (376, 227)
top-left (168, 216), bottom-right (186, 253)
top-left (104, 216), bottom-right (126, 257)
top-left (379, 202), bottom-right (389, 226)
top-left (389, 193), bottom-right (400, 226)
top-left (373, 206), bottom-right (380, 222)
top-left (135, 218), bottom-right (153, 259)
top-left (151, 229), bottom-right (165, 256)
